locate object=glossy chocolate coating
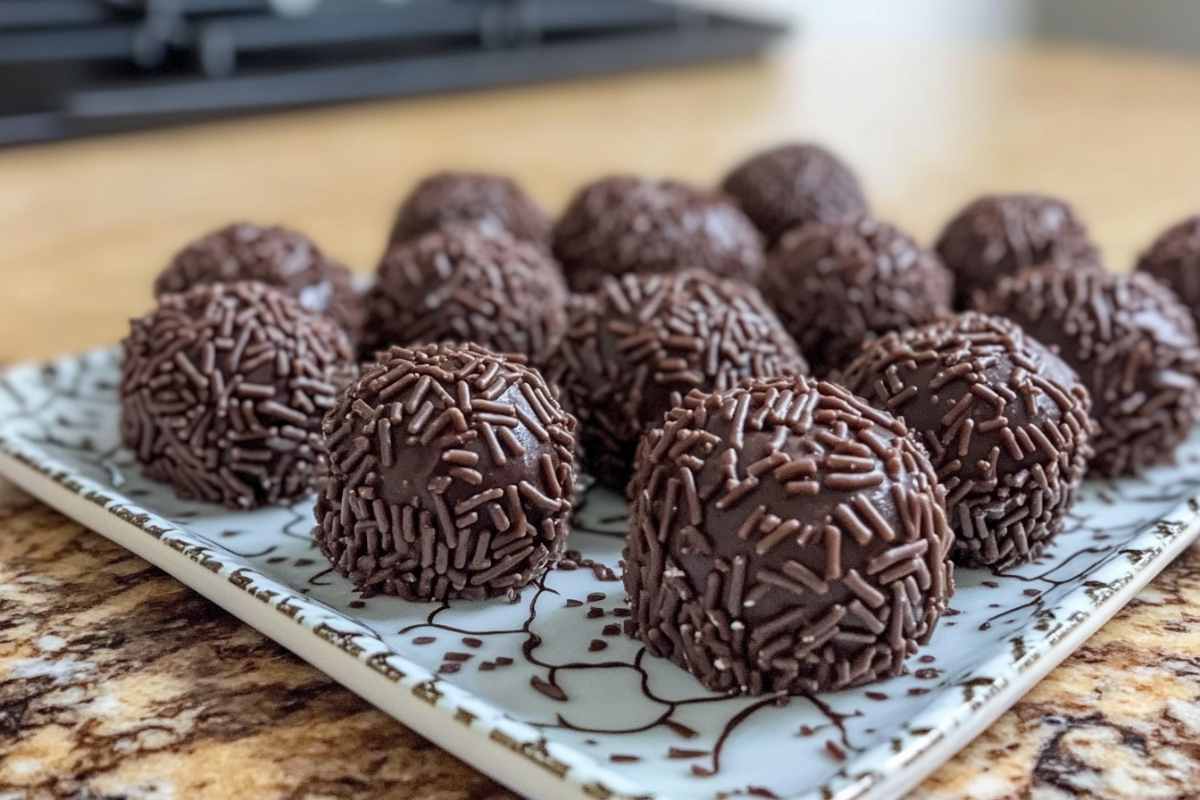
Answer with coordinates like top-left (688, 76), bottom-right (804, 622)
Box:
top-left (552, 175), bottom-right (764, 292)
top-left (761, 217), bottom-right (952, 376)
top-left (975, 269), bottom-right (1200, 477)
top-left (624, 376), bottom-right (954, 694)
top-left (155, 222), bottom-right (365, 342)
top-left (388, 171), bottom-right (551, 248)
top-left (549, 270), bottom-right (808, 490)
top-left (841, 312), bottom-right (1093, 568)
top-left (1136, 214), bottom-right (1200, 326)
top-left (121, 281), bottom-right (354, 509)
top-left (362, 225), bottom-right (567, 366)
top-left (935, 194), bottom-right (1100, 309)
top-left (720, 143), bottom-right (868, 245)
top-left (314, 343), bottom-right (577, 601)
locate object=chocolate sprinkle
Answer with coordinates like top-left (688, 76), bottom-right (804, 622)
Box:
top-left (530, 675), bottom-right (568, 702)
top-left (975, 269), bottom-right (1200, 476)
top-left (841, 312), bottom-right (1093, 568)
top-left (720, 142), bottom-right (869, 246)
top-left (120, 281), bottom-right (354, 509)
top-left (588, 639), bottom-right (608, 652)
top-left (550, 270), bottom-right (808, 490)
top-left (313, 343), bottom-right (577, 601)
top-left (935, 193), bottom-right (1101, 308)
top-left (388, 171), bottom-right (551, 248)
top-left (667, 747), bottom-right (710, 759)
top-left (552, 175), bottom-right (765, 292)
top-left (153, 222), bottom-right (364, 342)
top-left (362, 225), bottom-right (567, 365)
top-left (624, 376), bottom-right (954, 695)
top-left (761, 217), bottom-right (952, 375)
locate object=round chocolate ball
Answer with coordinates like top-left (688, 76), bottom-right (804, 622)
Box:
top-left (720, 142), bottom-right (869, 246)
top-left (121, 281), bottom-right (355, 509)
top-left (761, 217), bottom-right (953, 376)
top-left (551, 175), bottom-right (765, 292)
top-left (362, 225), bottom-right (568, 365)
top-left (935, 194), bottom-right (1101, 309)
top-left (624, 376), bottom-right (954, 695)
top-left (314, 343), bottom-right (577, 601)
top-left (155, 222), bottom-right (365, 342)
top-left (1135, 214), bottom-right (1200, 326)
top-left (550, 270), bottom-right (808, 490)
top-left (975, 269), bottom-right (1200, 477)
top-left (840, 312), bottom-right (1093, 568)
top-left (388, 171), bottom-right (551, 248)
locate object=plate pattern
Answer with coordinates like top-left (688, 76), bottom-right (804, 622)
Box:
top-left (1, 348), bottom-right (1199, 800)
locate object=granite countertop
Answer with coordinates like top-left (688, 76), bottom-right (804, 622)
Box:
top-left (2, 476), bottom-right (1198, 800)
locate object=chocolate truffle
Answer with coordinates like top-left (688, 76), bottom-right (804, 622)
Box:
top-left (549, 270), bottom-right (808, 490)
top-left (840, 312), bottom-right (1093, 568)
top-left (935, 194), bottom-right (1101, 308)
top-left (624, 376), bottom-right (954, 695)
top-left (720, 143), bottom-right (869, 245)
top-left (314, 343), bottom-right (577, 601)
top-left (1135, 215), bottom-right (1200, 325)
top-left (155, 223), bottom-right (364, 342)
top-left (761, 217), bottom-right (953, 376)
top-left (388, 171), bottom-right (551, 248)
top-left (975, 269), bottom-right (1200, 477)
top-left (551, 176), bottom-right (765, 292)
top-left (121, 281), bottom-right (355, 509)
top-left (362, 225), bottom-right (567, 365)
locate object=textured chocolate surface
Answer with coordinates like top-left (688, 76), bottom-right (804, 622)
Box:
top-left (935, 194), bottom-right (1100, 309)
top-left (362, 226), bottom-right (567, 365)
top-left (840, 312), bottom-right (1092, 568)
top-left (975, 269), bottom-right (1200, 477)
top-left (761, 217), bottom-right (953, 376)
top-left (154, 223), bottom-right (365, 342)
top-left (314, 343), bottom-right (577, 601)
top-left (551, 176), bottom-right (765, 292)
top-left (624, 376), bottom-right (955, 694)
top-left (720, 143), bottom-right (869, 246)
top-left (1135, 214), bottom-right (1200, 325)
top-left (388, 171), bottom-right (551, 248)
top-left (549, 270), bottom-right (808, 490)
top-left (121, 281), bottom-right (354, 509)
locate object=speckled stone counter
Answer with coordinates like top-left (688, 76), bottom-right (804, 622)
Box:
top-left (2, 475), bottom-right (1198, 800)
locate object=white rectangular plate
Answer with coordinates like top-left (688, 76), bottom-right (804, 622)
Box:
top-left (2, 348), bottom-right (1199, 800)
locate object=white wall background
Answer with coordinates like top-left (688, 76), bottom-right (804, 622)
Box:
top-left (688, 0), bottom-right (1036, 41)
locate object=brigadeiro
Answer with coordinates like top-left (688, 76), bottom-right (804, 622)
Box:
top-left (975, 269), bottom-right (1200, 477)
top-left (549, 270), bottom-right (808, 490)
top-left (361, 225), bottom-right (567, 365)
top-left (840, 312), bottom-right (1093, 568)
top-left (155, 222), bottom-right (365, 342)
top-left (720, 142), bottom-right (869, 246)
top-left (551, 175), bottom-right (765, 292)
top-left (314, 342), bottom-right (577, 602)
top-left (121, 281), bottom-right (355, 509)
top-left (935, 193), bottom-right (1101, 308)
top-left (388, 171), bottom-right (551, 248)
top-left (1135, 214), bottom-right (1200, 325)
top-left (760, 217), bottom-right (953, 376)
top-left (624, 376), bottom-right (954, 695)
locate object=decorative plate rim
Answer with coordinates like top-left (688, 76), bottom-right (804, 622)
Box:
top-left (2, 347), bottom-right (1198, 800)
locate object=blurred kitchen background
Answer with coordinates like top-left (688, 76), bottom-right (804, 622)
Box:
top-left (3, 0), bottom-right (1199, 147)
